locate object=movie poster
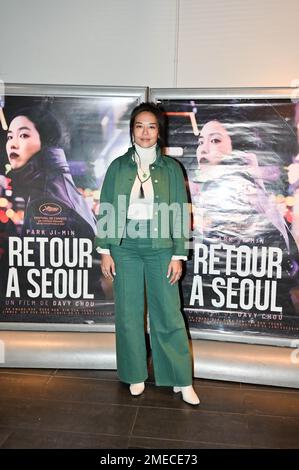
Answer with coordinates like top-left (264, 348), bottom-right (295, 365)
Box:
top-left (0, 84), bottom-right (145, 324)
top-left (157, 93), bottom-right (299, 338)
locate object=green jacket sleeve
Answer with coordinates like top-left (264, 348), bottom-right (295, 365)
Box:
top-left (171, 160), bottom-right (190, 257)
top-left (94, 159), bottom-right (118, 251)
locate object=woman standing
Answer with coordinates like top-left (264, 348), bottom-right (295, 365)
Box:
top-left (95, 102), bottom-right (199, 405)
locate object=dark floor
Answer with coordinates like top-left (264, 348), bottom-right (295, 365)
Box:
top-left (0, 365), bottom-right (299, 449)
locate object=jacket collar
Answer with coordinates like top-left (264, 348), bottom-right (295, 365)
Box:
top-left (125, 145), bottom-right (165, 168)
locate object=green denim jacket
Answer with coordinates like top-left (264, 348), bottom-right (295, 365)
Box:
top-left (95, 146), bottom-right (189, 256)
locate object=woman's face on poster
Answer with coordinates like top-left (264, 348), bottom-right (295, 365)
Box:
top-left (6, 116), bottom-right (41, 170)
top-left (196, 120), bottom-right (232, 165)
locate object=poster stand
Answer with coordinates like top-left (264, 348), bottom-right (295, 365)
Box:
top-left (1, 85), bottom-right (299, 387)
top-left (0, 331), bottom-right (298, 388)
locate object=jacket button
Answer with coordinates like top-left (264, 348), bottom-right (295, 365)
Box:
top-left (151, 166), bottom-right (155, 170)
top-left (155, 195), bottom-right (159, 199)
top-left (154, 228), bottom-right (158, 231)
top-left (154, 179), bottom-right (158, 183)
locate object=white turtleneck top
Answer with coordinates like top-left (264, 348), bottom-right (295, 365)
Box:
top-left (127, 143), bottom-right (156, 220)
top-left (98, 143), bottom-right (186, 260)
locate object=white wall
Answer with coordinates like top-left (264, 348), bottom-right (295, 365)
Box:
top-left (0, 0), bottom-right (298, 88)
top-left (177, 0), bottom-right (299, 87)
top-left (0, 0), bottom-right (178, 87)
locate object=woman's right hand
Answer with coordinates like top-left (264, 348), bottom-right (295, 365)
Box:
top-left (101, 254), bottom-right (116, 281)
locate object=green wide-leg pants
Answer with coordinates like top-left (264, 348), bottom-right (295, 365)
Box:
top-left (110, 224), bottom-right (193, 387)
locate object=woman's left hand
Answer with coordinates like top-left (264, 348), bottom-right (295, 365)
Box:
top-left (167, 260), bottom-right (183, 285)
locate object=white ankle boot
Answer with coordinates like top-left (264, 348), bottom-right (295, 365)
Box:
top-left (129, 382), bottom-right (145, 396)
top-left (173, 385), bottom-right (200, 405)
